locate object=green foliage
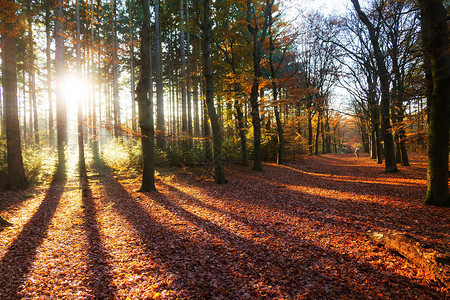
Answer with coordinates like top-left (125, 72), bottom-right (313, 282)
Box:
top-left (162, 146), bottom-right (206, 166)
top-left (101, 138), bottom-right (142, 172)
top-left (0, 139), bottom-right (6, 177)
top-left (222, 137), bottom-right (241, 163)
top-left (23, 146), bottom-right (57, 185)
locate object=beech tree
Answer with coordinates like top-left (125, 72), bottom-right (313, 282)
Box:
top-left (351, 0), bottom-right (398, 173)
top-left (201, 0), bottom-right (226, 184)
top-left (136, 0), bottom-right (156, 192)
top-left (2, 0), bottom-right (28, 189)
top-left (419, 0), bottom-right (449, 207)
top-left (246, 0), bottom-right (274, 171)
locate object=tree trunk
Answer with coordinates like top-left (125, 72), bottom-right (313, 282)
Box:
top-left (55, 0), bottom-right (67, 178)
top-left (368, 231), bottom-right (449, 285)
top-left (201, 0), bottom-right (226, 184)
top-left (352, 0), bottom-right (398, 173)
top-left (129, 0), bottom-right (137, 133)
top-left (246, 0), bottom-right (273, 171)
top-left (45, 8), bottom-right (54, 147)
top-left (420, 0), bottom-right (450, 207)
top-left (180, 0), bottom-right (188, 144)
top-left (112, 0), bottom-right (121, 139)
top-left (155, 0), bottom-right (165, 149)
top-left (27, 4), bottom-right (39, 146)
top-left (76, 0), bottom-right (86, 173)
top-left (3, 0), bottom-right (29, 190)
top-left (137, 0), bottom-right (156, 192)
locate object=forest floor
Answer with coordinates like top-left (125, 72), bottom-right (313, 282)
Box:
top-left (0, 153), bottom-right (448, 299)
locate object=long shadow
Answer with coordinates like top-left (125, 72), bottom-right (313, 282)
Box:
top-left (157, 181), bottom-right (447, 297)
top-left (93, 163), bottom-right (444, 298)
top-left (0, 174), bottom-right (66, 298)
top-left (193, 171), bottom-right (446, 243)
top-left (79, 167), bottom-right (117, 299)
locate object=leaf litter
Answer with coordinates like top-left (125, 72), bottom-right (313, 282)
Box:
top-left (0, 153), bottom-right (448, 299)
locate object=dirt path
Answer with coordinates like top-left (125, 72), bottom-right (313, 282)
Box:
top-left (0, 153), bottom-right (448, 299)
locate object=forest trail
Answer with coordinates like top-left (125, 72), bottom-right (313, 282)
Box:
top-left (0, 153), bottom-right (448, 299)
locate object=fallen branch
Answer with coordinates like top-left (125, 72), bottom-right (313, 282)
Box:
top-left (368, 231), bottom-right (449, 286)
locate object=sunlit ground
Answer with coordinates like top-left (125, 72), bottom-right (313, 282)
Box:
top-left (0, 152), bottom-right (448, 298)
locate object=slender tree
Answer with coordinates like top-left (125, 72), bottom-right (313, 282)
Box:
top-left (155, 0), bottom-right (165, 148)
top-left (136, 0), bottom-right (156, 192)
top-left (2, 0), bottom-right (28, 189)
top-left (351, 0), bottom-right (398, 173)
top-left (76, 0), bottom-right (86, 172)
top-left (246, 0), bottom-right (274, 171)
top-left (201, 0), bottom-right (226, 183)
top-left (55, 0), bottom-right (67, 177)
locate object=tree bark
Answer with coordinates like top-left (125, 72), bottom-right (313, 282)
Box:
top-left (155, 0), bottom-right (165, 149)
top-left (246, 0), bottom-right (274, 171)
top-left (202, 0), bottom-right (226, 183)
top-left (2, 0), bottom-right (29, 190)
top-left (112, 0), bottom-right (121, 139)
top-left (368, 231), bottom-right (449, 285)
top-left (27, 3), bottom-right (39, 146)
top-left (45, 8), bottom-right (54, 147)
top-left (55, 0), bottom-right (67, 178)
top-left (76, 0), bottom-right (86, 173)
top-left (352, 0), bottom-right (398, 173)
top-left (419, 0), bottom-right (450, 207)
top-left (137, 0), bottom-right (156, 192)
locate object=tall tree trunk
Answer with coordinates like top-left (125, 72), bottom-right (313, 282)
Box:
top-left (129, 0), bottom-right (137, 133)
top-left (180, 0), bottom-right (188, 144)
top-left (202, 0), bottom-right (226, 183)
top-left (55, 0), bottom-right (67, 177)
top-left (91, 0), bottom-right (99, 159)
top-left (137, 0), bottom-right (156, 192)
top-left (27, 4), bottom-right (39, 146)
top-left (193, 75), bottom-right (200, 137)
top-left (76, 0), bottom-right (86, 173)
top-left (420, 0), bottom-right (449, 206)
top-left (155, 0), bottom-right (165, 149)
top-left (45, 8), bottom-right (54, 147)
top-left (3, 0), bottom-right (28, 189)
top-left (246, 0), bottom-right (273, 171)
top-left (112, 0), bottom-right (121, 138)
top-left (268, 26), bottom-right (284, 165)
top-left (352, 0), bottom-right (398, 173)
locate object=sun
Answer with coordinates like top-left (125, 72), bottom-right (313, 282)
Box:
top-left (61, 75), bottom-right (89, 110)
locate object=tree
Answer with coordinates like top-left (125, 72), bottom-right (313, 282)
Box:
top-left (55, 0), bottom-right (67, 177)
top-left (2, 0), bottom-right (28, 189)
top-left (246, 0), bottom-right (274, 171)
top-left (155, 0), bottom-right (165, 149)
top-left (76, 0), bottom-right (86, 173)
top-left (419, 0), bottom-right (449, 206)
top-left (351, 0), bottom-right (398, 173)
top-left (201, 0), bottom-right (226, 184)
top-left (136, 0), bottom-right (156, 192)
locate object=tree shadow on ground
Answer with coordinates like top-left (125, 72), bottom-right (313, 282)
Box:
top-left (79, 167), bottom-right (117, 299)
top-left (92, 162), bottom-right (445, 298)
top-left (0, 174), bottom-right (66, 298)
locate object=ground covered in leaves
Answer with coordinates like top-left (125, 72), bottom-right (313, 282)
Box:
top-left (0, 153), bottom-right (448, 299)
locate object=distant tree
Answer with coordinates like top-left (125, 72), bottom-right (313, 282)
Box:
top-left (351, 0), bottom-right (398, 173)
top-left (55, 0), bottom-right (67, 177)
top-left (2, 0), bottom-right (29, 189)
top-left (419, 0), bottom-right (449, 206)
top-left (246, 0), bottom-right (274, 171)
top-left (136, 0), bottom-right (156, 192)
top-left (201, 0), bottom-right (226, 183)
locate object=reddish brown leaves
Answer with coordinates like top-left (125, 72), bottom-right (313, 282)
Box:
top-left (0, 153), bottom-right (448, 298)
